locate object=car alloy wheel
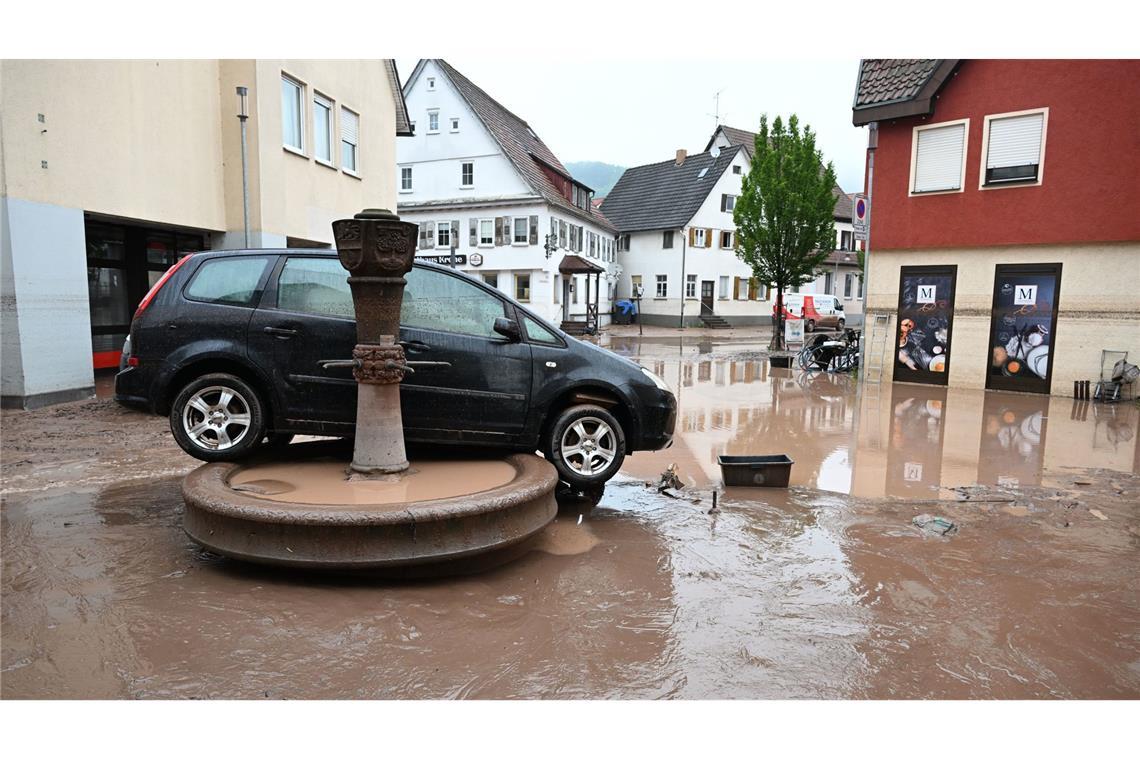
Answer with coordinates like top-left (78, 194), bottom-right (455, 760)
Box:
top-left (182, 385), bottom-right (253, 451)
top-left (559, 416), bottom-right (618, 477)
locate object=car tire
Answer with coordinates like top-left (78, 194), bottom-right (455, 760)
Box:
top-left (170, 373), bottom-right (266, 462)
top-left (837, 318), bottom-right (846, 330)
top-left (544, 404), bottom-right (626, 488)
top-left (806, 319), bottom-right (815, 333)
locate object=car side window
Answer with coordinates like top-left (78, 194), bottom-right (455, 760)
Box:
top-left (522, 315), bottom-right (561, 345)
top-left (402, 267), bottom-right (506, 338)
top-left (184, 256), bottom-right (271, 306)
top-left (277, 257), bottom-right (353, 318)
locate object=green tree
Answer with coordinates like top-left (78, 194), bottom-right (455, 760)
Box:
top-left (733, 114), bottom-right (838, 350)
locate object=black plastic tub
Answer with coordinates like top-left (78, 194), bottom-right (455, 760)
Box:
top-left (769, 355), bottom-right (794, 368)
top-left (717, 454), bottom-right (794, 487)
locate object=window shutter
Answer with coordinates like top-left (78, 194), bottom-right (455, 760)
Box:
top-left (749, 277), bottom-right (759, 300)
top-left (494, 218), bottom-right (503, 246)
top-left (720, 194), bottom-right (727, 212)
top-left (418, 224), bottom-right (427, 250)
top-left (425, 221), bottom-right (435, 247)
top-left (987, 113), bottom-right (1044, 170)
top-left (529, 215), bottom-right (538, 245)
top-left (341, 108), bottom-right (359, 145)
top-left (688, 228), bottom-right (696, 247)
top-left (733, 277), bottom-right (741, 299)
top-left (469, 219), bottom-right (477, 247)
top-left (913, 123), bottom-right (966, 192)
top-left (550, 218), bottom-right (556, 240)
top-left (451, 220), bottom-right (460, 246)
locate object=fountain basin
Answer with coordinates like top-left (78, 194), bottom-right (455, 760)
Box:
top-left (182, 452), bottom-right (558, 570)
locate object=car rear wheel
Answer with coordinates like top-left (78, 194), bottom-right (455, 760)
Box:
top-left (544, 404), bottom-right (626, 488)
top-left (170, 373), bottom-right (266, 462)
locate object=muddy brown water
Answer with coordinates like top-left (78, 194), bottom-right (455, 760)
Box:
top-left (3, 339), bottom-right (1139, 699)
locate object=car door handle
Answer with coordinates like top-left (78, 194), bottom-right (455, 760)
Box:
top-left (399, 340), bottom-right (430, 353)
top-left (263, 326), bottom-right (298, 338)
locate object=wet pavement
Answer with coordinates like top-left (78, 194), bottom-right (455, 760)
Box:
top-left (3, 335), bottom-right (1139, 699)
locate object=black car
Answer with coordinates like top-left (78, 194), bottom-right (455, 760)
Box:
top-left (115, 249), bottom-right (676, 487)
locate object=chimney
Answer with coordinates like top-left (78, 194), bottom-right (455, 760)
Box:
top-left (675, 149), bottom-right (687, 166)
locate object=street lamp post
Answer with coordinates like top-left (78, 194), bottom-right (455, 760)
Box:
top-left (236, 86), bottom-right (250, 249)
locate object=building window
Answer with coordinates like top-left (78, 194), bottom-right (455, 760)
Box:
top-left (553, 275), bottom-right (561, 303)
top-left (513, 217), bottom-right (528, 245)
top-left (515, 273), bottom-right (531, 302)
top-left (450, 117), bottom-right (460, 132)
top-left (426, 77), bottom-right (436, 91)
top-left (721, 194), bottom-right (736, 212)
top-left (693, 228), bottom-right (707, 248)
top-left (910, 119), bottom-right (968, 194)
top-left (281, 75), bottom-right (304, 152)
top-left (340, 108), bottom-right (359, 173)
top-left (400, 167), bottom-right (413, 192)
top-left (427, 110), bottom-right (440, 133)
top-left (663, 230), bottom-right (674, 249)
top-left (732, 165), bottom-right (742, 175)
top-left (844, 273), bottom-right (854, 299)
top-left (559, 221), bottom-right (568, 248)
top-left (718, 275), bottom-right (729, 299)
top-left (824, 271), bottom-right (833, 295)
top-left (436, 221), bottom-right (451, 249)
top-left (313, 93), bottom-right (333, 164)
top-left (618, 234), bottom-right (630, 252)
top-left (631, 275), bottom-right (643, 298)
top-left (857, 275), bottom-right (864, 299)
top-left (720, 231), bottom-right (733, 249)
top-left (686, 274), bottom-right (697, 298)
top-left (482, 272), bottom-right (497, 288)
top-left (479, 218), bottom-right (494, 246)
top-left (840, 230), bottom-right (853, 251)
top-left (655, 274), bottom-right (668, 298)
top-left (982, 109), bottom-right (1047, 187)
top-left (461, 162), bottom-right (474, 188)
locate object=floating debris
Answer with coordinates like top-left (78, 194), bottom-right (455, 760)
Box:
top-left (912, 514), bottom-right (958, 537)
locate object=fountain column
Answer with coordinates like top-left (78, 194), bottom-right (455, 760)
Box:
top-left (331, 208), bottom-right (419, 476)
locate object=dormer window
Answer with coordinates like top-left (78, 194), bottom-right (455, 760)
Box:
top-left (426, 77), bottom-right (436, 91)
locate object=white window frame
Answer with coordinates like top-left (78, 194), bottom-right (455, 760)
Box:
top-left (718, 275), bottom-right (729, 300)
top-left (693, 228), bottom-right (707, 248)
top-left (450, 117), bottom-right (460, 133)
top-left (340, 107), bottom-right (360, 176)
top-left (478, 218), bottom-right (494, 247)
top-left (512, 216), bottom-right (529, 246)
top-left (436, 221), bottom-right (451, 249)
top-left (312, 92), bottom-right (334, 166)
top-left (515, 273), bottom-right (531, 303)
top-left (427, 109), bottom-right (440, 134)
top-left (908, 118), bottom-right (969, 196)
top-left (281, 74), bottom-right (305, 156)
top-left (655, 274), bottom-right (668, 299)
top-left (460, 162), bottom-right (474, 189)
top-left (399, 166), bottom-right (413, 193)
top-left (723, 194), bottom-right (737, 212)
top-left (978, 107), bottom-right (1049, 191)
top-left (720, 230), bottom-right (734, 249)
top-left (426, 77), bottom-right (436, 91)
top-left (685, 274), bottom-right (697, 299)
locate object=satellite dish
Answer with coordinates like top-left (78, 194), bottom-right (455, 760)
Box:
top-left (710, 146), bottom-right (721, 158)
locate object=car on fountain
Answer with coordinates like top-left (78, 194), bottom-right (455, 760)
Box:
top-left (114, 249), bottom-right (676, 488)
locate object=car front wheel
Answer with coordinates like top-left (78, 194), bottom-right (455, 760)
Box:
top-left (170, 373), bottom-right (266, 462)
top-left (544, 404), bottom-right (626, 488)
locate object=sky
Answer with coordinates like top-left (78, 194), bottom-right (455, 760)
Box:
top-left (397, 58), bottom-right (870, 193)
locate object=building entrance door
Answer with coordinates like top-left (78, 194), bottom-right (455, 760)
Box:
top-left (701, 280), bottom-right (715, 315)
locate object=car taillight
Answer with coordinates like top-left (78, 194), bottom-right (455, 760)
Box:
top-left (134, 254), bottom-right (192, 320)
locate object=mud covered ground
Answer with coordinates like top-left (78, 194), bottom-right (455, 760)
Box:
top-left (3, 336), bottom-right (1139, 699)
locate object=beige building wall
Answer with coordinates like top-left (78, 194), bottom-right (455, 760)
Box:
top-left (863, 243), bottom-right (1140, 395)
top-left (0, 59), bottom-right (227, 232)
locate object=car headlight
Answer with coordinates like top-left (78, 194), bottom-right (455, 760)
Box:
top-left (640, 366), bottom-right (670, 392)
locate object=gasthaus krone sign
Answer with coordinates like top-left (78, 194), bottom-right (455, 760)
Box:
top-left (893, 265), bottom-right (957, 386)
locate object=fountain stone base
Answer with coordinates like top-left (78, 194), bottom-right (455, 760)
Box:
top-left (182, 452), bottom-right (558, 571)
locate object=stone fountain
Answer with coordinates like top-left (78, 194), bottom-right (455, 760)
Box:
top-left (182, 209), bottom-right (558, 571)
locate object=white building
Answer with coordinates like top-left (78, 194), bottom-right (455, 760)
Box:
top-left (397, 60), bottom-right (618, 331)
top-left (603, 125), bottom-right (860, 327)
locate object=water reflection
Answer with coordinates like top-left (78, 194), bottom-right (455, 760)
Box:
top-left (623, 354), bottom-right (1140, 496)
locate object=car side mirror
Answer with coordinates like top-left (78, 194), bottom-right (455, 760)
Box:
top-left (493, 317), bottom-right (521, 342)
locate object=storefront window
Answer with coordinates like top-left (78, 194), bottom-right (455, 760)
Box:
top-left (985, 264), bottom-right (1062, 394)
top-left (893, 265), bottom-right (957, 386)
